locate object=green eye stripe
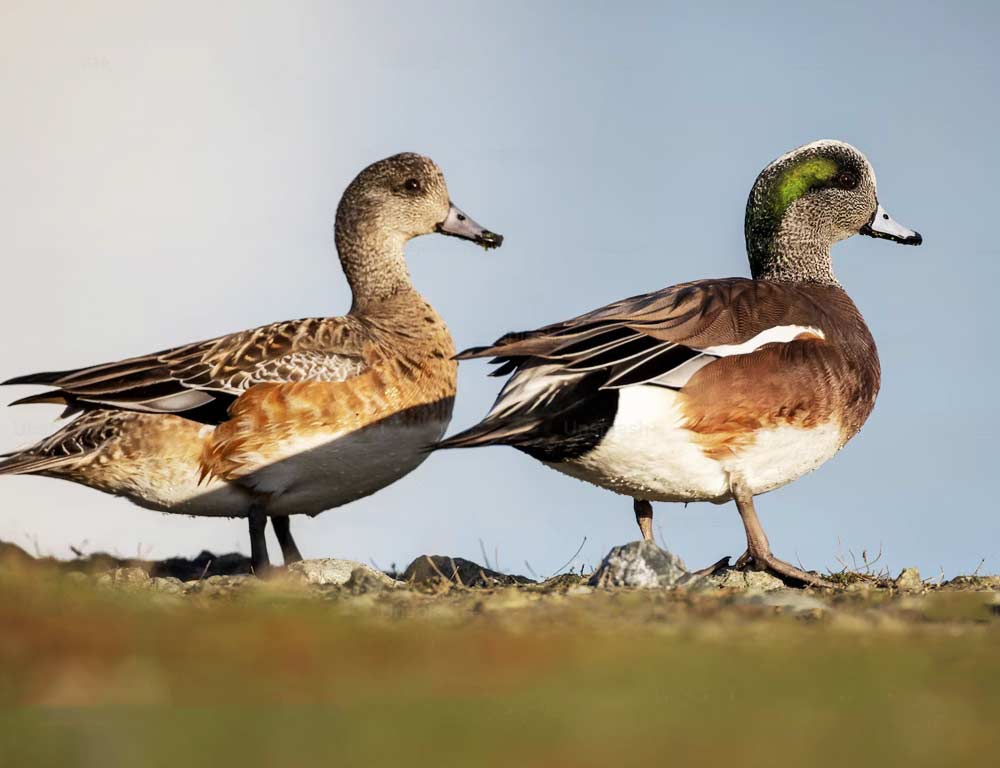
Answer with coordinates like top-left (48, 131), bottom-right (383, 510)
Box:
top-left (770, 157), bottom-right (838, 216)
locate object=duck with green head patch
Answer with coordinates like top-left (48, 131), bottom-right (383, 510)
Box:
top-left (438, 139), bottom-right (920, 588)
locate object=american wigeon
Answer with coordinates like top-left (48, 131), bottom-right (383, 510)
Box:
top-left (1, 153), bottom-right (502, 572)
top-left (438, 140), bottom-right (919, 587)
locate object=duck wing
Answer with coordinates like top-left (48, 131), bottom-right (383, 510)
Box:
top-left (440, 278), bottom-right (846, 449)
top-left (3, 317), bottom-right (370, 423)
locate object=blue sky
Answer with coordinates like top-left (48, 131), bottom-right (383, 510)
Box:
top-left (1, 0), bottom-right (997, 578)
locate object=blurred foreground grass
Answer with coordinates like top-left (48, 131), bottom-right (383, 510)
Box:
top-left (1, 567), bottom-right (998, 768)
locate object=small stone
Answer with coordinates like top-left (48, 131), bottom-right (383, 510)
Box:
top-left (149, 551), bottom-right (251, 580)
top-left (695, 568), bottom-right (785, 593)
top-left (94, 567), bottom-right (151, 589)
top-left (895, 567), bottom-right (923, 592)
top-left (402, 556), bottom-right (533, 587)
top-left (538, 573), bottom-right (588, 591)
top-left (287, 559), bottom-right (397, 588)
top-left (589, 541), bottom-right (688, 589)
top-left (344, 566), bottom-right (390, 594)
top-left (185, 574), bottom-right (250, 598)
top-left (942, 575), bottom-right (1000, 591)
top-left (147, 577), bottom-right (184, 595)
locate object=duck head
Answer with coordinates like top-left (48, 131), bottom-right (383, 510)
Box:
top-left (744, 140), bottom-right (921, 284)
top-left (337, 153), bottom-right (502, 251)
top-left (335, 153), bottom-right (502, 306)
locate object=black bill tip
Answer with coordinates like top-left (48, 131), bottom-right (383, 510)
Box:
top-left (477, 230), bottom-right (503, 250)
top-left (860, 223), bottom-right (923, 246)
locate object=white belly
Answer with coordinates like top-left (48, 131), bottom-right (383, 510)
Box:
top-left (547, 385), bottom-right (844, 502)
top-left (723, 421), bottom-right (844, 496)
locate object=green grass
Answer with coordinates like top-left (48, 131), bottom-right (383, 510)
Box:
top-left (1, 572), bottom-right (997, 767)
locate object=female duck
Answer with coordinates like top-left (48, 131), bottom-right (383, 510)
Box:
top-left (439, 140), bottom-right (919, 586)
top-left (2, 153), bottom-right (502, 572)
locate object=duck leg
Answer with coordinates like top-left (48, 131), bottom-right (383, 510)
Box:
top-left (271, 516), bottom-right (303, 564)
top-left (731, 480), bottom-right (831, 588)
top-left (247, 503), bottom-right (271, 575)
top-left (633, 498), bottom-right (732, 577)
top-left (633, 498), bottom-right (655, 542)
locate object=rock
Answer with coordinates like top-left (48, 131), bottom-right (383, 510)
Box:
top-left (286, 559), bottom-right (397, 588)
top-left (344, 566), bottom-right (391, 594)
top-left (402, 555), bottom-right (534, 587)
top-left (942, 575), bottom-right (1000, 591)
top-left (895, 567), bottom-right (923, 592)
top-left (696, 568), bottom-right (785, 593)
top-left (537, 573), bottom-right (589, 591)
top-left (589, 541), bottom-right (688, 589)
top-left (149, 550), bottom-right (251, 581)
top-left (148, 577), bottom-right (185, 595)
top-left (184, 574), bottom-right (250, 598)
top-left (93, 567), bottom-right (151, 588)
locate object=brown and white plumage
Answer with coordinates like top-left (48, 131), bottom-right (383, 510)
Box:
top-left (439, 140), bottom-right (921, 586)
top-left (6, 317), bottom-right (369, 418)
top-left (2, 152), bottom-right (502, 571)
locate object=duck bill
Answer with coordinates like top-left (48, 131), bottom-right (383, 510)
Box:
top-left (860, 203), bottom-right (923, 245)
top-left (436, 202), bottom-right (503, 250)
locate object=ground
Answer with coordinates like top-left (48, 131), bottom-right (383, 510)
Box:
top-left (1, 542), bottom-right (997, 768)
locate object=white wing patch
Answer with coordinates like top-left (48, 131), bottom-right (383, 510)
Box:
top-left (484, 324), bottom-right (826, 419)
top-left (699, 325), bottom-right (825, 357)
top-left (649, 324), bottom-right (825, 389)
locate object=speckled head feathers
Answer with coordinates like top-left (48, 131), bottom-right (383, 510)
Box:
top-left (334, 153), bottom-right (502, 306)
top-left (744, 140), bottom-right (920, 284)
top-left (338, 153), bottom-right (452, 241)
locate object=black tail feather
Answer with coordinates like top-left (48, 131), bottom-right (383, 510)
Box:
top-left (434, 419), bottom-right (536, 451)
top-left (9, 391), bottom-right (70, 407)
top-left (454, 346), bottom-right (492, 361)
top-left (2, 369), bottom-right (76, 387)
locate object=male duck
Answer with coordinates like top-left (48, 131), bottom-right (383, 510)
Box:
top-left (438, 140), bottom-right (919, 587)
top-left (1, 153), bottom-right (502, 572)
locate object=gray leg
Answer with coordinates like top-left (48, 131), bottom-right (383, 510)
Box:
top-left (633, 498), bottom-right (655, 542)
top-left (732, 479), bottom-right (831, 588)
top-left (248, 503), bottom-right (271, 575)
top-left (271, 516), bottom-right (303, 564)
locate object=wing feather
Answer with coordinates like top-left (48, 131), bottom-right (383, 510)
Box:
top-left (441, 278), bottom-right (843, 450)
top-left (3, 317), bottom-right (371, 420)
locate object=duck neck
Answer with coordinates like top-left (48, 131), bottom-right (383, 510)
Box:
top-left (746, 220), bottom-right (840, 286)
top-left (336, 210), bottom-right (415, 311)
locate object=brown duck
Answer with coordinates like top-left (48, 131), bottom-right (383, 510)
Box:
top-left (1, 153), bottom-right (502, 573)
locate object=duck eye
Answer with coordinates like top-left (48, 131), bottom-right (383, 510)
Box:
top-left (403, 178), bottom-right (421, 193)
top-left (837, 172), bottom-right (858, 190)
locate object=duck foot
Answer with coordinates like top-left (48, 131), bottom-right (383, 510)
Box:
top-left (730, 481), bottom-right (832, 589)
top-left (740, 549), bottom-right (832, 588)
